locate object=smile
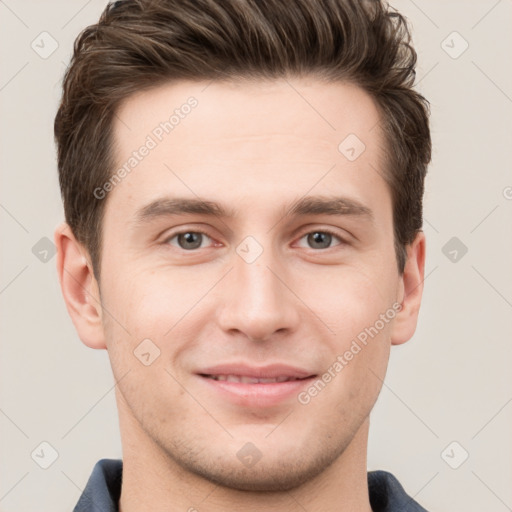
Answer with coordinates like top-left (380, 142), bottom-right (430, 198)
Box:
top-left (202, 374), bottom-right (307, 383)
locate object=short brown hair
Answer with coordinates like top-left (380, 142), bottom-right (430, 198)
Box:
top-left (55, 0), bottom-right (431, 280)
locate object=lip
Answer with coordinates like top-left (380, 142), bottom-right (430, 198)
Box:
top-left (196, 363), bottom-right (317, 408)
top-left (198, 363), bottom-right (314, 379)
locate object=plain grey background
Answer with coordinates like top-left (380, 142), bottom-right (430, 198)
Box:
top-left (1, 1), bottom-right (511, 510)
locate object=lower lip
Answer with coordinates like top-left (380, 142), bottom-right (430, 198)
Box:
top-left (197, 375), bottom-right (316, 408)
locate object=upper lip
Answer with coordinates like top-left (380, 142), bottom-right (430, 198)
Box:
top-left (197, 363), bottom-right (316, 379)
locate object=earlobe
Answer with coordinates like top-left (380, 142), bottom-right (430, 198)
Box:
top-left (390, 231), bottom-right (426, 346)
top-left (54, 222), bottom-right (107, 350)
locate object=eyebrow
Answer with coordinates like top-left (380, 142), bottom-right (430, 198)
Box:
top-left (133, 195), bottom-right (373, 225)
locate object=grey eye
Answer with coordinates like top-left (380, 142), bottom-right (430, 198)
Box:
top-left (169, 232), bottom-right (208, 250)
top-left (307, 232), bottom-right (333, 249)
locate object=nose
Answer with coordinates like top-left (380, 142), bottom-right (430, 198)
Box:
top-left (216, 245), bottom-right (300, 342)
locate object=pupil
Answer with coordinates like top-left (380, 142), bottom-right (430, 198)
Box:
top-left (179, 232), bottom-right (202, 249)
top-left (308, 232), bottom-right (331, 249)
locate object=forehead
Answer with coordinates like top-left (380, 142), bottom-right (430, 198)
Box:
top-left (114, 76), bottom-right (383, 150)
top-left (107, 77), bottom-right (389, 222)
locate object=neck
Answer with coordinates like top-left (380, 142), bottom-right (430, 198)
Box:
top-left (117, 395), bottom-right (373, 512)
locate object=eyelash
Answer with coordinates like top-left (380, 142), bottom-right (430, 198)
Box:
top-left (163, 228), bottom-right (347, 250)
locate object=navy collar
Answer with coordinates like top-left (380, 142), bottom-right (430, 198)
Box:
top-left (73, 459), bottom-right (428, 511)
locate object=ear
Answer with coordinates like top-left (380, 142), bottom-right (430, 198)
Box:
top-left (54, 222), bottom-right (106, 349)
top-left (391, 231), bottom-right (426, 346)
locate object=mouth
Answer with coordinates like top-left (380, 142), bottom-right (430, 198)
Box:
top-left (200, 374), bottom-right (311, 384)
top-left (195, 364), bottom-right (317, 407)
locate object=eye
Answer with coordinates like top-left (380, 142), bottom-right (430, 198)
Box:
top-left (165, 231), bottom-right (214, 250)
top-left (296, 230), bottom-right (344, 250)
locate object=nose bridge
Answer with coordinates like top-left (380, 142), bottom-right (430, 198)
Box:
top-left (238, 255), bottom-right (279, 310)
top-left (217, 239), bottom-right (298, 341)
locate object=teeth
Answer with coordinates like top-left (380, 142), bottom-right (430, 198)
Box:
top-left (208, 375), bottom-right (298, 383)
top-left (240, 376), bottom-right (260, 384)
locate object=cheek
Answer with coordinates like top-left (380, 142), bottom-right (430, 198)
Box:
top-left (100, 272), bottom-right (191, 419)
top-left (101, 267), bottom-right (223, 382)
top-left (102, 266), bottom-right (204, 334)
top-left (294, 261), bottom-right (397, 338)
top-left (296, 263), bottom-right (395, 401)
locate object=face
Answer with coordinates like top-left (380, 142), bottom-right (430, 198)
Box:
top-left (73, 77), bottom-right (422, 491)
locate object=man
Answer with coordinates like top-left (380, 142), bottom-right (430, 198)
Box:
top-left (54, 0), bottom-right (431, 510)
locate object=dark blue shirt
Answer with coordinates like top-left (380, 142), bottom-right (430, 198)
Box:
top-left (73, 459), bottom-right (428, 511)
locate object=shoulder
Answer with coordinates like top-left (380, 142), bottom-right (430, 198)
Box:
top-left (368, 470), bottom-right (429, 512)
top-left (73, 459), bottom-right (123, 512)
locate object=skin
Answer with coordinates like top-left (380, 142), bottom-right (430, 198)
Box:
top-left (55, 77), bottom-right (425, 512)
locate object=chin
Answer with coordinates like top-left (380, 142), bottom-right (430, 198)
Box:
top-left (176, 448), bottom-right (338, 492)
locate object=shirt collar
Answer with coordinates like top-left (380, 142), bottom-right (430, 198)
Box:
top-left (74, 459), bottom-right (428, 512)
